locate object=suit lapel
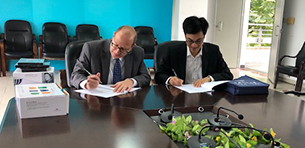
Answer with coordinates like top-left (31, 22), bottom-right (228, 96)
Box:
top-left (201, 44), bottom-right (208, 77)
top-left (124, 53), bottom-right (133, 79)
top-left (101, 41), bottom-right (111, 84)
top-left (177, 43), bottom-right (187, 81)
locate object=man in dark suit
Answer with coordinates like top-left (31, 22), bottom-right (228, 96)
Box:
top-left (155, 16), bottom-right (233, 87)
top-left (71, 26), bottom-right (151, 92)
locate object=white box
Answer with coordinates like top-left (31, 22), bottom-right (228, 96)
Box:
top-left (13, 67), bottom-right (55, 85)
top-left (15, 83), bottom-right (69, 119)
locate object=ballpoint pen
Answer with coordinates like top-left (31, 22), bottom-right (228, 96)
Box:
top-left (83, 68), bottom-right (102, 84)
top-left (172, 69), bottom-right (178, 77)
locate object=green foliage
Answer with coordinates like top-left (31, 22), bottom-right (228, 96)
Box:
top-left (159, 115), bottom-right (290, 148)
top-left (249, 0), bottom-right (276, 24)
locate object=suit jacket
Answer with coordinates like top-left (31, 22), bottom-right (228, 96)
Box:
top-left (71, 39), bottom-right (151, 89)
top-left (155, 42), bottom-right (233, 85)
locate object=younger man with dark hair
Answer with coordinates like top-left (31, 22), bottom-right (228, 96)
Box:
top-left (155, 16), bottom-right (233, 87)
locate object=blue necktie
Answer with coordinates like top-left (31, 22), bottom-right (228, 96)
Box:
top-left (113, 59), bottom-right (121, 84)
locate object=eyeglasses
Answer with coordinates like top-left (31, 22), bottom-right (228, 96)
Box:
top-left (111, 41), bottom-right (132, 54)
top-left (186, 38), bottom-right (204, 45)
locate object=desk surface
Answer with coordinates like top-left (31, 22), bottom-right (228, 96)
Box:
top-left (1, 86), bottom-right (305, 148)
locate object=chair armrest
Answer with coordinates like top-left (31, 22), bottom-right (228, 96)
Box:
top-left (299, 60), bottom-right (305, 72)
top-left (68, 36), bottom-right (71, 43)
top-left (32, 34), bottom-right (37, 58)
top-left (154, 38), bottom-right (158, 45)
top-left (38, 35), bottom-right (43, 59)
top-left (278, 55), bottom-right (297, 65)
top-left (73, 36), bottom-right (76, 41)
top-left (59, 69), bottom-right (68, 88)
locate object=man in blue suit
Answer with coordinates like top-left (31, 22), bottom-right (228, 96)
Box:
top-left (155, 16), bottom-right (233, 87)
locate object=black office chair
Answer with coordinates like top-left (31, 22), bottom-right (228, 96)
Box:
top-left (274, 41), bottom-right (305, 92)
top-left (73, 24), bottom-right (102, 41)
top-left (0, 20), bottom-right (37, 76)
top-left (134, 26), bottom-right (157, 59)
top-left (60, 40), bottom-right (86, 88)
top-left (154, 41), bottom-right (184, 72)
top-left (39, 22), bottom-right (71, 60)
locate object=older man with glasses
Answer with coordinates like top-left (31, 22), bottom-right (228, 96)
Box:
top-left (71, 26), bottom-right (151, 92)
top-left (155, 16), bottom-right (233, 87)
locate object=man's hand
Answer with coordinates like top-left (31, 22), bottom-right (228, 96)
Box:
top-left (85, 73), bottom-right (101, 90)
top-left (111, 79), bottom-right (134, 93)
top-left (169, 77), bottom-right (184, 86)
top-left (193, 77), bottom-right (211, 87)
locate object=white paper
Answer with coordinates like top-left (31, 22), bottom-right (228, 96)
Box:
top-left (74, 84), bottom-right (141, 98)
top-left (173, 80), bottom-right (229, 93)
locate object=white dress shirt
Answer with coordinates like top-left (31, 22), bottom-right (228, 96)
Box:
top-left (185, 46), bottom-right (203, 84)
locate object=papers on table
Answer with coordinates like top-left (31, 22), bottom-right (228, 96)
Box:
top-left (173, 80), bottom-right (229, 93)
top-left (74, 84), bottom-right (141, 98)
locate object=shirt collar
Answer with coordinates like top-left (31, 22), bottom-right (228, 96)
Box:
top-left (111, 56), bottom-right (123, 62)
top-left (187, 46), bottom-right (202, 58)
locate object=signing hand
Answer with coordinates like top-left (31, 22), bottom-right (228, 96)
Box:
top-left (85, 72), bottom-right (101, 90)
top-left (111, 79), bottom-right (134, 93)
top-left (193, 77), bottom-right (211, 87)
top-left (169, 77), bottom-right (184, 86)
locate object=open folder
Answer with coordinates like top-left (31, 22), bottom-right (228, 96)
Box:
top-left (173, 80), bottom-right (229, 93)
top-left (74, 84), bottom-right (141, 98)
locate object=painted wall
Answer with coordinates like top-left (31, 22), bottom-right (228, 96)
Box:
top-left (0, 0), bottom-right (173, 70)
top-left (279, 0), bottom-right (305, 66)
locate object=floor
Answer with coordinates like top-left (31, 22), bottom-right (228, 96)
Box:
top-left (0, 69), bottom-right (303, 125)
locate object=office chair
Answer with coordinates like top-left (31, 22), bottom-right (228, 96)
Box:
top-left (274, 41), bottom-right (305, 92)
top-left (134, 26), bottom-right (157, 59)
top-left (39, 22), bottom-right (71, 60)
top-left (61, 40), bottom-right (86, 88)
top-left (74, 24), bottom-right (102, 41)
top-left (154, 41), bottom-right (184, 72)
top-left (0, 20), bottom-right (37, 76)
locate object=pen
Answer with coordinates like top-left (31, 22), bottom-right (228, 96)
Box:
top-left (172, 69), bottom-right (178, 77)
top-left (83, 68), bottom-right (102, 84)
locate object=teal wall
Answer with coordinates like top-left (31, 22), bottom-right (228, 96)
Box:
top-left (0, 0), bottom-right (172, 71)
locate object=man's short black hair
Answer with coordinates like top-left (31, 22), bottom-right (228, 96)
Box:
top-left (183, 16), bottom-right (209, 35)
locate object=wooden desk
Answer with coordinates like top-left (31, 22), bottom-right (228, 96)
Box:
top-left (1, 86), bottom-right (305, 147)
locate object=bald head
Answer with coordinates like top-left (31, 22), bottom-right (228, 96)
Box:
top-left (114, 26), bottom-right (137, 44)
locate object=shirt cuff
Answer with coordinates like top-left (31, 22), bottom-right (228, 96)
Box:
top-left (208, 75), bottom-right (214, 82)
top-left (165, 76), bottom-right (173, 85)
top-left (80, 80), bottom-right (88, 89)
top-left (130, 78), bottom-right (138, 87)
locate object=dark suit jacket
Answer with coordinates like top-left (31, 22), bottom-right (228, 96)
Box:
top-left (155, 42), bottom-right (233, 85)
top-left (71, 39), bottom-right (151, 89)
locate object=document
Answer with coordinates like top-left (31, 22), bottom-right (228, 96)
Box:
top-left (173, 80), bottom-right (229, 93)
top-left (74, 84), bottom-right (141, 98)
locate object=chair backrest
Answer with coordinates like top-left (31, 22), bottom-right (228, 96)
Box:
top-left (4, 20), bottom-right (33, 52)
top-left (296, 42), bottom-right (305, 68)
top-left (65, 40), bottom-right (86, 87)
top-left (154, 41), bottom-right (184, 72)
top-left (135, 26), bottom-right (156, 58)
top-left (42, 22), bottom-right (68, 54)
top-left (76, 24), bottom-right (100, 41)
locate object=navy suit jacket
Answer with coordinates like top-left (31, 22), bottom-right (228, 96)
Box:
top-left (155, 42), bottom-right (233, 85)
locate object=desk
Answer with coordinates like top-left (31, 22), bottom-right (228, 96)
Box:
top-left (1, 86), bottom-right (305, 147)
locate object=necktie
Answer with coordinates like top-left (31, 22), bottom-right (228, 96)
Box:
top-left (113, 59), bottom-right (121, 84)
